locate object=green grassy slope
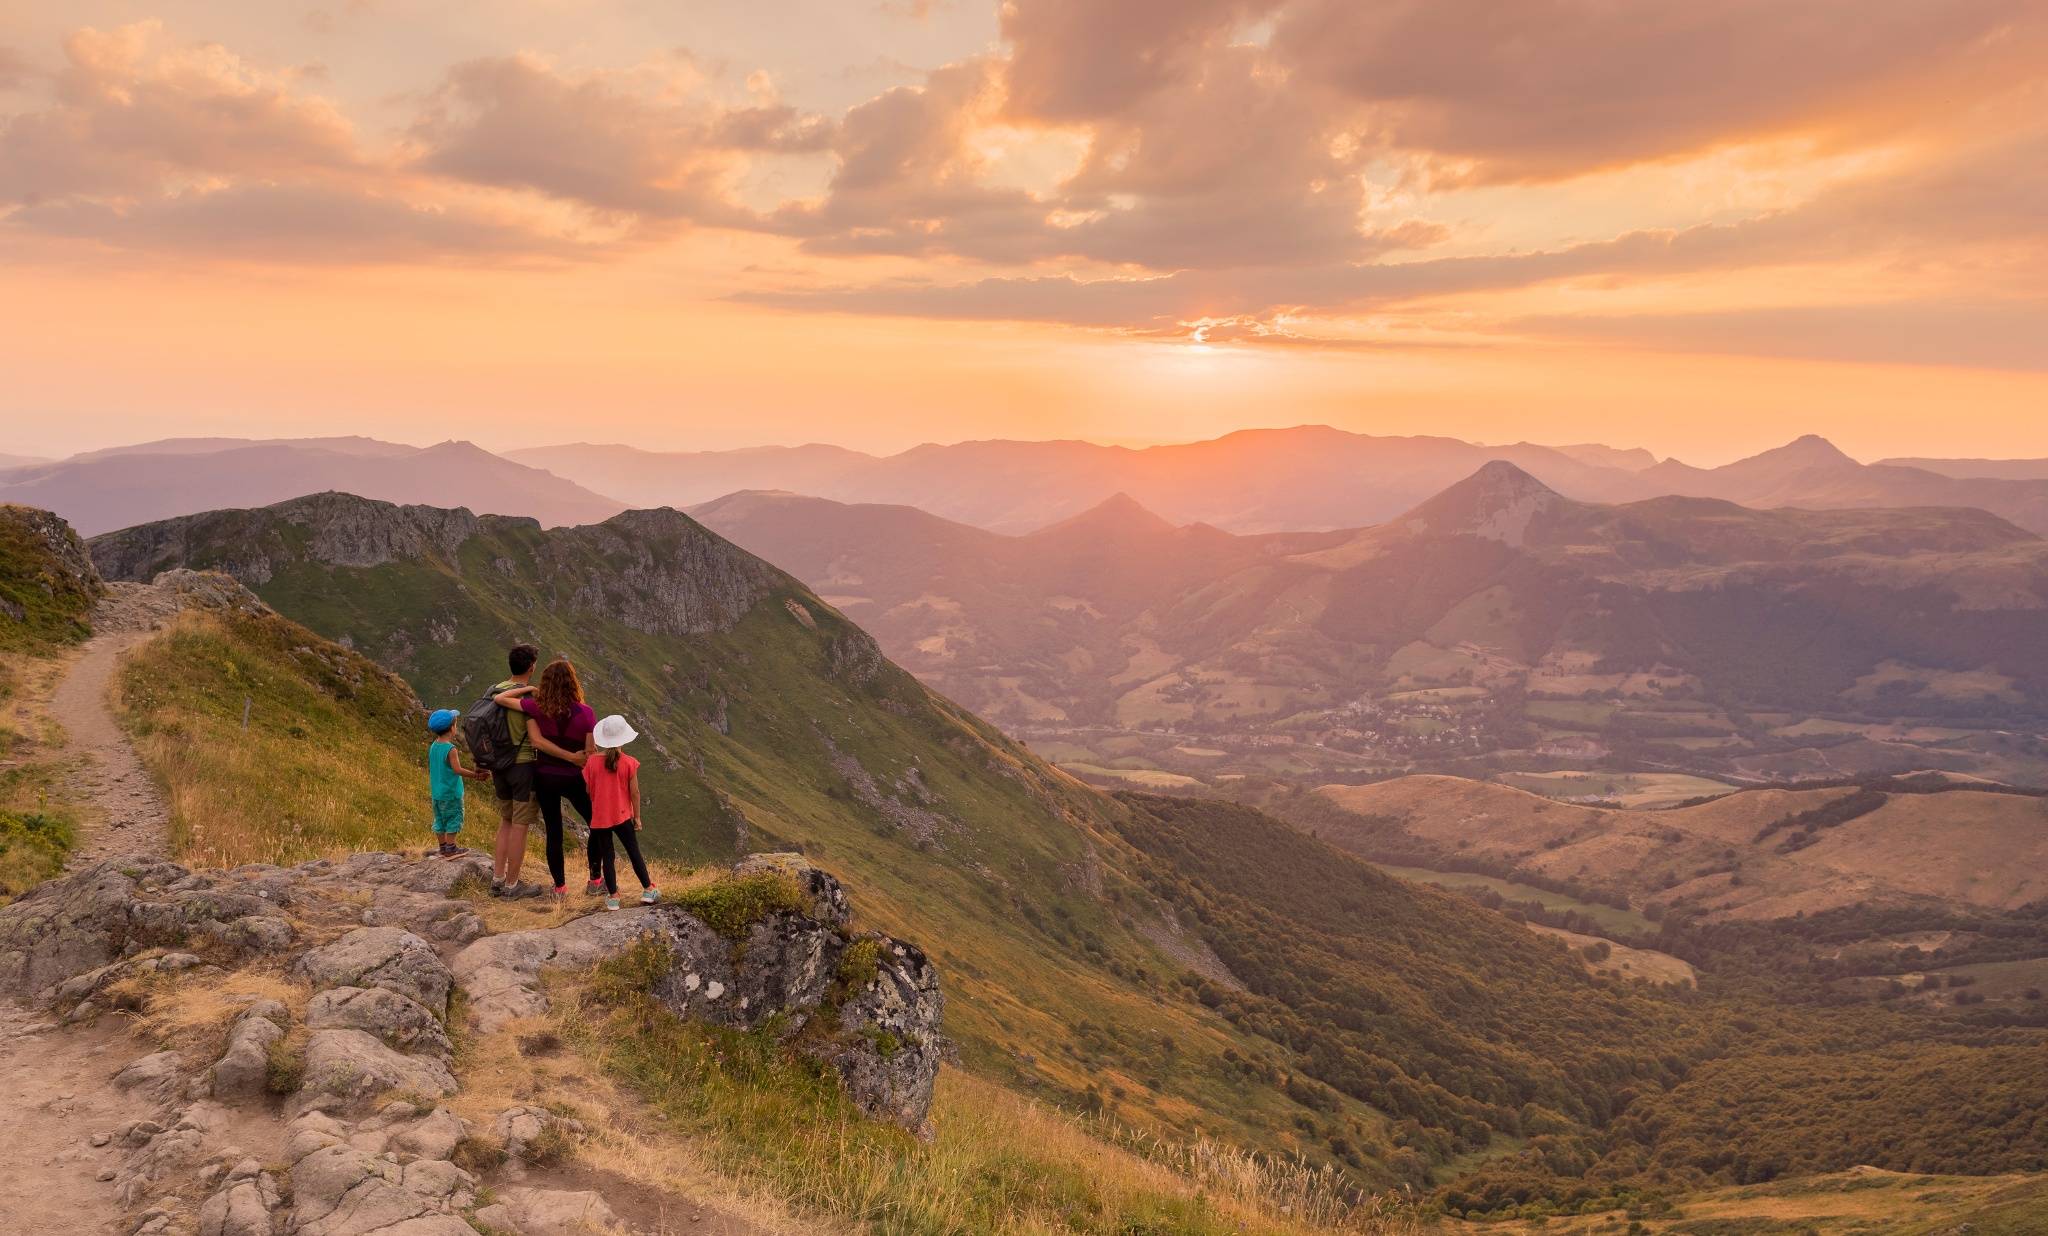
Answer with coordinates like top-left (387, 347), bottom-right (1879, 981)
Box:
top-left (118, 603), bottom-right (434, 866)
top-left (0, 504), bottom-right (101, 895)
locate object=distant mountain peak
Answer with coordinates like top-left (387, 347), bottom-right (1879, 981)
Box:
top-left (1743, 434), bottom-right (1858, 470)
top-left (1396, 460), bottom-right (1564, 547)
top-left (1030, 492), bottom-right (1178, 539)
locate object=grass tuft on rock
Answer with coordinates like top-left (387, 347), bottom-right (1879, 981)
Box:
top-left (835, 937), bottom-right (882, 992)
top-left (265, 1033), bottom-right (307, 1095)
top-left (673, 871), bottom-right (808, 941)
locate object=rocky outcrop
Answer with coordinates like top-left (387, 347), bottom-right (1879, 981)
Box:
top-left (452, 853), bottom-right (944, 1129)
top-left (0, 501), bottom-right (103, 639)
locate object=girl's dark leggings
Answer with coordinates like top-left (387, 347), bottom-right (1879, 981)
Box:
top-left (589, 822), bottom-right (651, 895)
top-left (536, 780), bottom-right (601, 889)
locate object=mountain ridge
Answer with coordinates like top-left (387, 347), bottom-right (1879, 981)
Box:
top-left (3, 439), bottom-right (628, 536)
top-left (516, 425), bottom-right (2048, 536)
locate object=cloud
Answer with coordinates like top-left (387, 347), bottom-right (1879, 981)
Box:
top-left (0, 26), bottom-right (774, 262)
top-left (768, 58), bottom-right (1063, 262)
top-left (736, 116), bottom-right (2048, 365)
top-left (1275, 0), bottom-right (2048, 182)
top-left (0, 22), bottom-right (360, 205)
top-left (411, 54), bottom-right (832, 226)
top-left (770, 33), bottom-right (1443, 271)
top-left (999, 0), bottom-right (1266, 122)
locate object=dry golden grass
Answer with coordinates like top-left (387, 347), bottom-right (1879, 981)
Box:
top-left (121, 967), bottom-right (310, 1061)
top-left (119, 613), bottom-right (430, 868)
top-left (1319, 774), bottom-right (2048, 922)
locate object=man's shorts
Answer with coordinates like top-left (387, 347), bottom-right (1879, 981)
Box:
top-left (432, 796), bottom-right (464, 835)
top-left (492, 762), bottom-right (539, 829)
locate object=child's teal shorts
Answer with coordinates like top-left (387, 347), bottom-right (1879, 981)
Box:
top-left (432, 796), bottom-right (464, 835)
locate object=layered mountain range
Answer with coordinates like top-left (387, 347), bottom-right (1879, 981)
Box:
top-left (521, 428), bottom-right (2048, 536)
top-left (696, 462), bottom-right (2048, 785)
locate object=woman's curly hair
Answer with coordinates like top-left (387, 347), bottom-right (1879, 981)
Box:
top-left (533, 658), bottom-right (584, 722)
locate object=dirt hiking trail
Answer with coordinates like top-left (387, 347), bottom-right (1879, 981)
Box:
top-left (0, 1004), bottom-right (163, 1236)
top-left (54, 582), bottom-right (179, 870)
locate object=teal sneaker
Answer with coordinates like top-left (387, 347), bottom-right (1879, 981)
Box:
top-left (641, 889), bottom-right (660, 905)
top-left (604, 897), bottom-right (621, 912)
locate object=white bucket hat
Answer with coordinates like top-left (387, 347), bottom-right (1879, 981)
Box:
top-left (593, 714), bottom-right (639, 749)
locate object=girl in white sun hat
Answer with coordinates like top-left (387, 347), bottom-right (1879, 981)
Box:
top-left (582, 714), bottom-right (657, 910)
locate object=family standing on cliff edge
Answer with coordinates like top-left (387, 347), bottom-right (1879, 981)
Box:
top-left (423, 642), bottom-right (659, 911)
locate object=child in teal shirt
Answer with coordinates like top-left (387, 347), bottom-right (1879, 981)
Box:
top-left (427, 708), bottom-right (488, 857)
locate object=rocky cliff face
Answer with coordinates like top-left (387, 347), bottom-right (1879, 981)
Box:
top-left (0, 850), bottom-right (943, 1236)
top-left (90, 493), bottom-right (786, 637)
top-left (0, 501), bottom-right (104, 644)
top-left (89, 492), bottom-right (489, 586)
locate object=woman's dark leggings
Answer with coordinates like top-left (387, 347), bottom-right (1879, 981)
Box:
top-left (589, 822), bottom-right (651, 895)
top-left (536, 780), bottom-right (601, 890)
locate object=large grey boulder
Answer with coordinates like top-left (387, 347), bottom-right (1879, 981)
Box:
top-left (306, 986), bottom-right (449, 1055)
top-left (298, 1029), bottom-right (457, 1112)
top-left (826, 938), bottom-right (946, 1130)
top-left (294, 927), bottom-right (451, 1016)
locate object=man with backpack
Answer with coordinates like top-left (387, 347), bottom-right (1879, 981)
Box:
top-left (470, 642), bottom-right (544, 899)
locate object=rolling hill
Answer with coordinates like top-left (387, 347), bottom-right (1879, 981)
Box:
top-left (696, 466), bottom-right (2048, 786)
top-left (1309, 773), bottom-right (2048, 922)
top-left (1, 438), bottom-right (626, 535)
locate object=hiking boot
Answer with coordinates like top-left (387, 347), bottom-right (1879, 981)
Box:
top-left (489, 880), bottom-right (505, 898)
top-left (501, 881), bottom-right (542, 900)
top-left (584, 879), bottom-right (606, 897)
top-left (438, 842), bottom-right (468, 857)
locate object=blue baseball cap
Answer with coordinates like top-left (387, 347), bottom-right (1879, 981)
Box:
top-left (428, 708), bottom-right (460, 734)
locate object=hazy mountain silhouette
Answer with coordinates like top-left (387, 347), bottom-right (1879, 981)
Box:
top-left (527, 426), bottom-right (2048, 535)
top-left (1, 439), bottom-right (626, 535)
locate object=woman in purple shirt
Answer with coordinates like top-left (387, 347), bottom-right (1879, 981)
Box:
top-left (494, 658), bottom-right (600, 896)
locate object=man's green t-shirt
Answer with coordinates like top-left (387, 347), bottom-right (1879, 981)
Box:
top-left (493, 679), bottom-right (538, 763)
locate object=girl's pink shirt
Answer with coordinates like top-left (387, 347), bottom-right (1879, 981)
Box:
top-left (583, 752), bottom-right (639, 830)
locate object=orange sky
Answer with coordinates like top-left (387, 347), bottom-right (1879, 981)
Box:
top-left (2, 2), bottom-right (2044, 464)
